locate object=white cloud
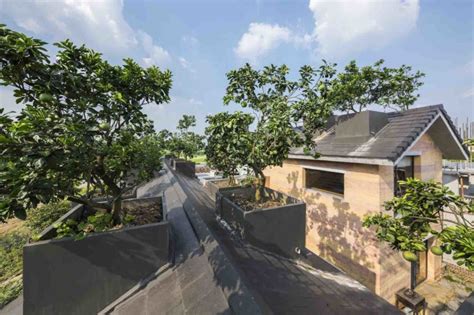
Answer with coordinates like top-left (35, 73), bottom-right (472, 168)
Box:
top-left (234, 23), bottom-right (292, 63)
top-left (466, 59), bottom-right (474, 74)
top-left (181, 35), bottom-right (199, 46)
top-left (463, 87), bottom-right (474, 99)
top-left (308, 0), bottom-right (420, 57)
top-left (0, 0), bottom-right (170, 65)
top-left (1, 0), bottom-right (137, 53)
top-left (189, 98), bottom-right (203, 105)
top-left (138, 31), bottom-right (171, 66)
top-left (178, 57), bottom-right (195, 72)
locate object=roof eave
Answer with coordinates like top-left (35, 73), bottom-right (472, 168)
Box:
top-left (287, 154), bottom-right (394, 166)
top-left (393, 112), bottom-right (470, 166)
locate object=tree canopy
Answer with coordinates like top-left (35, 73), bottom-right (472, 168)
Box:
top-left (0, 25), bottom-right (172, 222)
top-left (177, 114), bottom-right (196, 131)
top-left (328, 59), bottom-right (424, 113)
top-left (363, 178), bottom-right (474, 270)
top-left (214, 62), bottom-right (337, 197)
top-left (205, 111), bottom-right (253, 184)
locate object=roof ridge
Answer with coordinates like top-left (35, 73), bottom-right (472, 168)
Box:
top-left (335, 104), bottom-right (444, 119)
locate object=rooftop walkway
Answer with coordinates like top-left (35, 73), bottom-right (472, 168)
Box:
top-left (170, 164), bottom-right (401, 315)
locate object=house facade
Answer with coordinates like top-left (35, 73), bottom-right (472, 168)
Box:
top-left (263, 105), bottom-right (470, 303)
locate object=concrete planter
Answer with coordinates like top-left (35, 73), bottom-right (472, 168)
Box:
top-left (174, 159), bottom-right (195, 177)
top-left (204, 178), bottom-right (242, 197)
top-left (23, 196), bottom-right (170, 315)
top-left (216, 186), bottom-right (305, 258)
top-left (169, 157), bottom-right (184, 170)
top-left (204, 178), bottom-right (239, 196)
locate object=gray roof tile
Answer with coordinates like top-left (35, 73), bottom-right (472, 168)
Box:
top-left (291, 104), bottom-right (469, 162)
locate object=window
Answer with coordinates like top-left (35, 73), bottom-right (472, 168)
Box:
top-left (305, 168), bottom-right (344, 195)
top-left (394, 156), bottom-right (414, 196)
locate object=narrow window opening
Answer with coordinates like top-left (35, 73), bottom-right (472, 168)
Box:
top-left (305, 169), bottom-right (344, 196)
top-left (394, 156), bottom-right (414, 196)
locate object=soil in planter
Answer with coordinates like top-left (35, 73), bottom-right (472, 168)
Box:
top-left (126, 203), bottom-right (163, 226)
top-left (50, 203), bottom-right (163, 240)
top-left (229, 195), bottom-right (286, 212)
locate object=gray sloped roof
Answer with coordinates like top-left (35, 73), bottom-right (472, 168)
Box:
top-left (291, 104), bottom-right (470, 163)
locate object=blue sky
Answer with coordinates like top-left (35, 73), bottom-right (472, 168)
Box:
top-left (0, 0), bottom-right (473, 133)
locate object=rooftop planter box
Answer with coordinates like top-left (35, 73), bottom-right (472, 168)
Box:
top-left (169, 157), bottom-right (184, 170)
top-left (23, 196), bottom-right (170, 315)
top-left (216, 186), bottom-right (305, 258)
top-left (204, 178), bottom-right (243, 198)
top-left (174, 159), bottom-right (195, 177)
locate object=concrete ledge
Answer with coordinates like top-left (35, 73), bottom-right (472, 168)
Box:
top-left (23, 196), bottom-right (170, 315)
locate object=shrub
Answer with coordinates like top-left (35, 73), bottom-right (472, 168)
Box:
top-left (0, 230), bottom-right (29, 307)
top-left (0, 277), bottom-right (22, 309)
top-left (26, 201), bottom-right (70, 236)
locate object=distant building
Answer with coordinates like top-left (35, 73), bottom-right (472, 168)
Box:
top-left (263, 104), bottom-right (470, 303)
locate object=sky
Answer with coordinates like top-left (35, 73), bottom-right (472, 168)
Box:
top-left (0, 0), bottom-right (473, 134)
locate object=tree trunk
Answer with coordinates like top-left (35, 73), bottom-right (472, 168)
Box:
top-left (111, 197), bottom-right (122, 225)
top-left (228, 175), bottom-right (236, 186)
top-left (253, 168), bottom-right (266, 202)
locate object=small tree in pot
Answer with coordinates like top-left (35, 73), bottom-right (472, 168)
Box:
top-left (0, 25), bottom-right (172, 223)
top-left (364, 179), bottom-right (474, 293)
top-left (205, 111), bottom-right (253, 185)
top-left (220, 63), bottom-right (337, 201)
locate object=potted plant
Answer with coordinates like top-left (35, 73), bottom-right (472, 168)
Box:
top-left (364, 178), bottom-right (474, 295)
top-left (204, 111), bottom-right (251, 195)
top-left (0, 25), bottom-right (172, 314)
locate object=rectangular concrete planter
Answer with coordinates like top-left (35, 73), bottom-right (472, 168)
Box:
top-left (216, 186), bottom-right (305, 258)
top-left (23, 196), bottom-right (170, 315)
top-left (204, 178), bottom-right (242, 197)
top-left (174, 159), bottom-right (195, 177)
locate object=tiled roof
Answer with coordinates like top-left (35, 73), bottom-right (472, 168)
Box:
top-left (291, 104), bottom-right (469, 162)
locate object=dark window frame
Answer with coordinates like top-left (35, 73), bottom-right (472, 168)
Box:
top-left (394, 156), bottom-right (415, 196)
top-left (304, 168), bottom-right (345, 196)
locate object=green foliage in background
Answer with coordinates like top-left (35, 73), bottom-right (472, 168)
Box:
top-left (25, 200), bottom-right (71, 236)
top-left (190, 154), bottom-right (206, 164)
top-left (168, 115), bottom-right (205, 160)
top-left (364, 178), bottom-right (474, 270)
top-left (0, 230), bottom-right (29, 308)
top-left (133, 133), bottom-right (166, 180)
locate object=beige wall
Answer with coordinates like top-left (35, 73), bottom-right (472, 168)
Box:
top-left (263, 159), bottom-right (385, 294)
top-left (263, 133), bottom-right (444, 303)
